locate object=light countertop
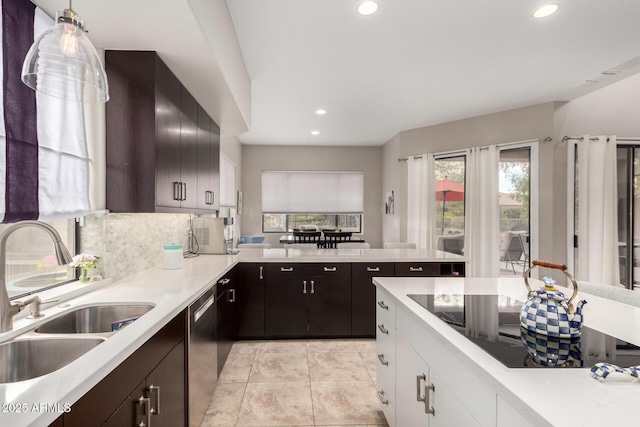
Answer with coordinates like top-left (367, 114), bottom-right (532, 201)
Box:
top-left (372, 276), bottom-right (640, 427)
top-left (0, 249), bottom-right (464, 426)
top-left (237, 248), bottom-right (465, 262)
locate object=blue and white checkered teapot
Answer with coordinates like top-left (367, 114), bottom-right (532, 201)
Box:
top-left (520, 260), bottom-right (587, 339)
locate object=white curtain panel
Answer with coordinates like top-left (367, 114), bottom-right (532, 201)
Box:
top-left (465, 146), bottom-right (500, 277)
top-left (577, 135), bottom-right (620, 285)
top-left (406, 154), bottom-right (436, 249)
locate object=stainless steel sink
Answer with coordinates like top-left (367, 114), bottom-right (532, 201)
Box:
top-left (0, 337), bottom-right (105, 383)
top-left (35, 304), bottom-right (155, 334)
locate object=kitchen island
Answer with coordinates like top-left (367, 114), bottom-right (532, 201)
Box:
top-left (373, 276), bottom-right (640, 427)
top-left (0, 248), bottom-right (463, 427)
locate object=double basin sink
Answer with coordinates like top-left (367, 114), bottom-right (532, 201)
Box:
top-left (0, 303), bottom-right (154, 383)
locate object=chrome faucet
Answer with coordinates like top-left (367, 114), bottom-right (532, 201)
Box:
top-left (0, 221), bottom-right (73, 332)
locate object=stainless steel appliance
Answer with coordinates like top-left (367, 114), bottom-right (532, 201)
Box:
top-left (188, 285), bottom-right (217, 427)
top-left (191, 217), bottom-right (232, 254)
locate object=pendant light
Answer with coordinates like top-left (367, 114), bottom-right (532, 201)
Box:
top-left (21, 0), bottom-right (109, 103)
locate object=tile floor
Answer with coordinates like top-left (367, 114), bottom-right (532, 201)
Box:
top-left (200, 339), bottom-right (389, 427)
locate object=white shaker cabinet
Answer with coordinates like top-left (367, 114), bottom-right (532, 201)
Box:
top-left (376, 287), bottom-right (396, 426)
top-left (396, 331), bottom-right (480, 427)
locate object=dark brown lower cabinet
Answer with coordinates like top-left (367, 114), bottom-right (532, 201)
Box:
top-left (63, 311), bottom-right (187, 427)
top-left (237, 263), bottom-right (265, 338)
top-left (351, 262), bottom-right (395, 337)
top-left (264, 263), bottom-right (351, 338)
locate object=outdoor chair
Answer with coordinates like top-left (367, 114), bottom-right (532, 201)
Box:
top-left (499, 231), bottom-right (526, 274)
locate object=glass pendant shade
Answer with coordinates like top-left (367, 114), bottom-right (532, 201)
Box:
top-left (21, 9), bottom-right (109, 103)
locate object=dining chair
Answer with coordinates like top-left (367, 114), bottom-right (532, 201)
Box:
top-left (322, 230), bottom-right (353, 248)
top-left (293, 230), bottom-right (321, 244)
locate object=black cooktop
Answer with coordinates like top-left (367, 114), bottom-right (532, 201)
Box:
top-left (408, 294), bottom-right (640, 368)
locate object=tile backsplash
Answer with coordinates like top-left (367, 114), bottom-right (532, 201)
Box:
top-left (79, 212), bottom-right (191, 282)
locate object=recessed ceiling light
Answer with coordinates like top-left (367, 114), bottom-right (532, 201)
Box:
top-left (533, 4), bottom-right (559, 19)
top-left (357, 1), bottom-right (379, 16)
top-left (311, 130), bottom-right (320, 135)
top-left (315, 109), bottom-right (327, 115)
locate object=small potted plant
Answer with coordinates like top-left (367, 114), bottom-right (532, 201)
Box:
top-left (69, 253), bottom-right (100, 283)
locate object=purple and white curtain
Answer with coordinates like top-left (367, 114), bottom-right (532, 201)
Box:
top-left (0, 0), bottom-right (90, 223)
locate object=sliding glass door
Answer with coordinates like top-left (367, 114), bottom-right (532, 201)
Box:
top-left (499, 148), bottom-right (531, 276)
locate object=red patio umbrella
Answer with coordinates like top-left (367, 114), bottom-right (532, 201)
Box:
top-left (435, 179), bottom-right (464, 234)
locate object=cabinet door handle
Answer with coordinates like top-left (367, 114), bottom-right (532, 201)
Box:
top-left (377, 390), bottom-right (389, 405)
top-left (149, 384), bottom-right (161, 415)
top-left (310, 280), bottom-right (315, 294)
top-left (229, 289), bottom-right (236, 303)
top-left (424, 383), bottom-right (435, 415)
top-left (323, 266), bottom-right (337, 272)
top-left (259, 266), bottom-right (264, 280)
top-left (377, 353), bottom-right (389, 366)
top-left (377, 324), bottom-right (389, 334)
top-left (303, 280), bottom-right (307, 294)
top-left (377, 301), bottom-right (389, 310)
top-left (417, 373), bottom-right (426, 402)
top-left (280, 267), bottom-right (294, 272)
top-left (137, 396), bottom-right (151, 427)
top-left (182, 182), bottom-right (187, 201)
top-left (173, 182), bottom-right (180, 201)
top-left (409, 266), bottom-right (424, 272)
top-left (205, 191), bottom-right (210, 205)
top-left (367, 266), bottom-right (380, 272)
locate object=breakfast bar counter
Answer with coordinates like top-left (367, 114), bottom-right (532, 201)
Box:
top-left (372, 276), bottom-right (640, 427)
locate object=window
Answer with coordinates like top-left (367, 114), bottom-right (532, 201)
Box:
top-left (615, 145), bottom-right (640, 289)
top-left (262, 171), bottom-right (363, 213)
top-left (434, 155), bottom-right (465, 255)
top-left (499, 148), bottom-right (531, 276)
top-left (2, 219), bottom-right (77, 300)
top-left (262, 171), bottom-right (364, 233)
top-left (263, 213), bottom-right (362, 233)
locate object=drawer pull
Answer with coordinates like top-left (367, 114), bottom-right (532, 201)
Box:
top-left (137, 395), bottom-right (151, 427)
top-left (323, 266), bottom-right (337, 272)
top-left (377, 301), bottom-right (389, 310)
top-left (409, 266), bottom-right (424, 272)
top-left (280, 267), bottom-right (294, 272)
top-left (303, 280), bottom-right (307, 294)
top-left (367, 266), bottom-right (380, 272)
top-left (259, 266), bottom-right (264, 280)
top-left (377, 353), bottom-right (389, 366)
top-left (149, 384), bottom-right (161, 415)
top-left (310, 280), bottom-right (315, 294)
top-left (377, 324), bottom-right (389, 334)
top-left (377, 390), bottom-right (389, 405)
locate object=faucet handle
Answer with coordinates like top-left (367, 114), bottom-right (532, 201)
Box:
top-left (26, 297), bottom-right (59, 319)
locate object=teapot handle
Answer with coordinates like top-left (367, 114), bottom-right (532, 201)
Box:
top-left (524, 259), bottom-right (579, 305)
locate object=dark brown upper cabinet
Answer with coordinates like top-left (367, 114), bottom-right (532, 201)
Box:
top-left (106, 50), bottom-right (220, 213)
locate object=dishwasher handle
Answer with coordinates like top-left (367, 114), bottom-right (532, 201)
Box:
top-left (193, 294), bottom-right (215, 323)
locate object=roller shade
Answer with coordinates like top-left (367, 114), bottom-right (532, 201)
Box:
top-left (262, 171), bottom-right (363, 213)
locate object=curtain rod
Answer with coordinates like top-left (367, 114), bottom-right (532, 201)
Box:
top-left (562, 136), bottom-right (600, 142)
top-left (397, 137), bottom-right (549, 161)
top-left (397, 155), bottom-right (423, 162)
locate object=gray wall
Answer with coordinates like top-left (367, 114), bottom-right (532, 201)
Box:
top-left (382, 71), bottom-right (640, 266)
top-left (241, 145), bottom-right (383, 248)
top-left (384, 103), bottom-right (556, 257)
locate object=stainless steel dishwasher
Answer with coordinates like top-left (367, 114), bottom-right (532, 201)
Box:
top-left (188, 284), bottom-right (218, 427)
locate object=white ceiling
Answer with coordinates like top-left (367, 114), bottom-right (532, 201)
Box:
top-left (33, 0), bottom-right (640, 147)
